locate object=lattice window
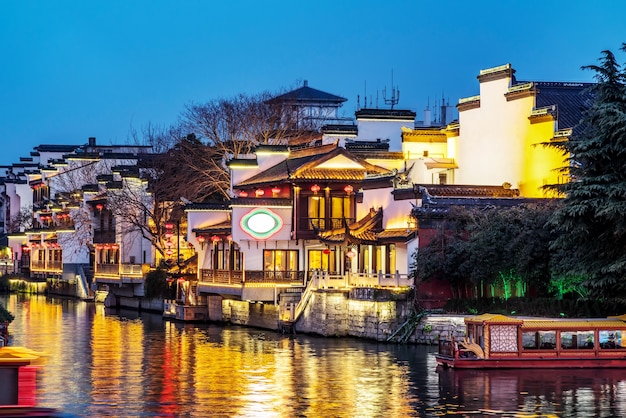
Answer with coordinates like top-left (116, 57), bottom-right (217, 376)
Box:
top-left (490, 325), bottom-right (518, 352)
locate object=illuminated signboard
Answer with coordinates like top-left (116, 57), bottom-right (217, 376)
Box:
top-left (240, 208), bottom-right (283, 239)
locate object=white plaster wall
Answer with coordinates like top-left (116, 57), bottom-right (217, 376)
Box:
top-left (456, 77), bottom-right (534, 188)
top-left (230, 206), bottom-right (292, 243)
top-left (356, 120), bottom-right (414, 152)
top-left (360, 186), bottom-right (413, 230)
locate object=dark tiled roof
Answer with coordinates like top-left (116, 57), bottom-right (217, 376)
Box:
top-left (318, 207), bottom-right (383, 245)
top-left (230, 198), bottom-right (292, 207)
top-left (235, 146), bottom-right (392, 187)
top-left (192, 220), bottom-right (232, 233)
top-left (34, 144), bottom-right (83, 153)
top-left (378, 228), bottom-right (417, 242)
top-left (392, 184), bottom-right (520, 201)
top-left (185, 202), bottom-right (230, 211)
top-left (526, 81), bottom-right (594, 135)
top-left (421, 184), bottom-right (520, 198)
top-left (355, 108), bottom-right (416, 120)
top-left (322, 124), bottom-right (358, 135)
top-left (267, 82), bottom-right (347, 104)
top-left (345, 139), bottom-right (390, 151)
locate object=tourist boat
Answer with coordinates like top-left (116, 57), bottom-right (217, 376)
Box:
top-left (435, 313), bottom-right (626, 369)
top-left (0, 346), bottom-right (64, 417)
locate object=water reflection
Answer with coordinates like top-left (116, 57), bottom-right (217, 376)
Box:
top-left (5, 293), bottom-right (626, 417)
top-left (2, 294), bottom-right (436, 417)
top-left (436, 367), bottom-right (626, 417)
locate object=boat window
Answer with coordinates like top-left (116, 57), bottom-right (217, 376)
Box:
top-left (599, 331), bottom-right (622, 349)
top-left (561, 331), bottom-right (594, 349)
top-left (522, 331), bottom-right (556, 349)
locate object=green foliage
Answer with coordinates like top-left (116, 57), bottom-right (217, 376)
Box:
top-left (414, 203), bottom-right (557, 296)
top-left (444, 297), bottom-right (626, 318)
top-left (0, 302), bottom-right (14, 323)
top-left (544, 43), bottom-right (626, 299)
top-left (0, 275), bottom-right (10, 293)
top-left (145, 269), bottom-right (174, 299)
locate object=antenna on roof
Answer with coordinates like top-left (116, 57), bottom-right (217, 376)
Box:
top-left (383, 69), bottom-right (400, 109)
top-left (363, 81), bottom-right (367, 109)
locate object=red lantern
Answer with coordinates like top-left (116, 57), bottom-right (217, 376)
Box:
top-left (165, 249), bottom-right (174, 256)
top-left (255, 189), bottom-right (265, 197)
top-left (271, 186), bottom-right (281, 195)
top-left (344, 185), bottom-right (354, 194)
top-left (197, 236), bottom-right (206, 244)
top-left (96, 203), bottom-right (104, 211)
top-left (165, 222), bottom-right (174, 230)
top-left (211, 235), bottom-right (221, 243)
top-left (346, 250), bottom-right (356, 258)
top-left (310, 184), bottom-right (321, 194)
top-left (239, 190), bottom-right (249, 198)
top-left (323, 248), bottom-right (331, 255)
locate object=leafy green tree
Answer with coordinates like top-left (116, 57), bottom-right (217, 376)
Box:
top-left (545, 43), bottom-right (626, 299)
top-left (144, 269), bottom-right (174, 299)
top-left (414, 203), bottom-right (556, 299)
top-left (0, 303), bottom-right (14, 323)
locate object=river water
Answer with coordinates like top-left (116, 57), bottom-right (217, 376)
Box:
top-left (3, 294), bottom-right (626, 417)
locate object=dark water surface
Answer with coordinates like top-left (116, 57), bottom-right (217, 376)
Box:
top-left (3, 294), bottom-right (626, 417)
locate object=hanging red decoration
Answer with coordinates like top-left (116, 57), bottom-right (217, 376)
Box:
top-left (239, 190), bottom-right (249, 198)
top-left (255, 189), bottom-right (265, 197)
top-left (271, 186), bottom-right (281, 195)
top-left (164, 222), bottom-right (174, 230)
top-left (310, 184), bottom-right (321, 194)
top-left (211, 235), bottom-right (221, 243)
top-left (96, 203), bottom-right (104, 211)
top-left (346, 250), bottom-right (357, 258)
top-left (344, 185), bottom-right (354, 194)
top-left (323, 248), bottom-right (331, 255)
top-left (197, 236), bottom-right (206, 243)
top-left (165, 249), bottom-right (174, 256)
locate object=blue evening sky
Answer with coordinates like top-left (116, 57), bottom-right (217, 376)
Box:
top-left (1, 0), bottom-right (624, 165)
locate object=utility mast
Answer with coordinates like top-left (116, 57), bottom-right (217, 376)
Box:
top-left (383, 70), bottom-right (400, 110)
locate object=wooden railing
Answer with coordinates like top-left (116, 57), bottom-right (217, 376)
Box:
top-left (198, 269), bottom-right (411, 288)
top-left (199, 269), bottom-right (305, 285)
top-left (200, 269), bottom-right (244, 285)
top-left (94, 263), bottom-right (143, 278)
top-left (120, 263), bottom-right (143, 276)
top-left (349, 271), bottom-right (413, 288)
top-left (30, 260), bottom-right (62, 272)
top-left (299, 217), bottom-right (355, 231)
top-left (96, 263), bottom-right (119, 275)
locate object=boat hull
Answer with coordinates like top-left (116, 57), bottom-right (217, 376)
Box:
top-left (435, 354), bottom-right (626, 369)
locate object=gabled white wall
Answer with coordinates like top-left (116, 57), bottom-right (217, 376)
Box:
top-left (455, 71), bottom-right (534, 189)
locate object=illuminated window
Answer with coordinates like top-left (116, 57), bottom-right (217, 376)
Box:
top-left (599, 331), bottom-right (622, 349)
top-left (522, 331), bottom-right (556, 349)
top-left (307, 249), bottom-right (337, 274)
top-left (308, 196), bottom-right (325, 229)
top-left (561, 331), bottom-right (594, 349)
top-left (264, 250), bottom-right (298, 276)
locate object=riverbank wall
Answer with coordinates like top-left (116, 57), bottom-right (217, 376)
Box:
top-left (39, 279), bottom-right (468, 344)
top-left (218, 289), bottom-right (466, 344)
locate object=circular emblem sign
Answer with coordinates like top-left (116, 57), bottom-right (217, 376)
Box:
top-left (241, 208), bottom-right (283, 239)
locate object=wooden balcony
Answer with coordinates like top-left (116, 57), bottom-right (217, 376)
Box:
top-left (94, 263), bottom-right (144, 284)
top-left (30, 260), bottom-right (62, 273)
top-left (199, 269), bottom-right (305, 285)
top-left (298, 217), bottom-right (355, 231)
